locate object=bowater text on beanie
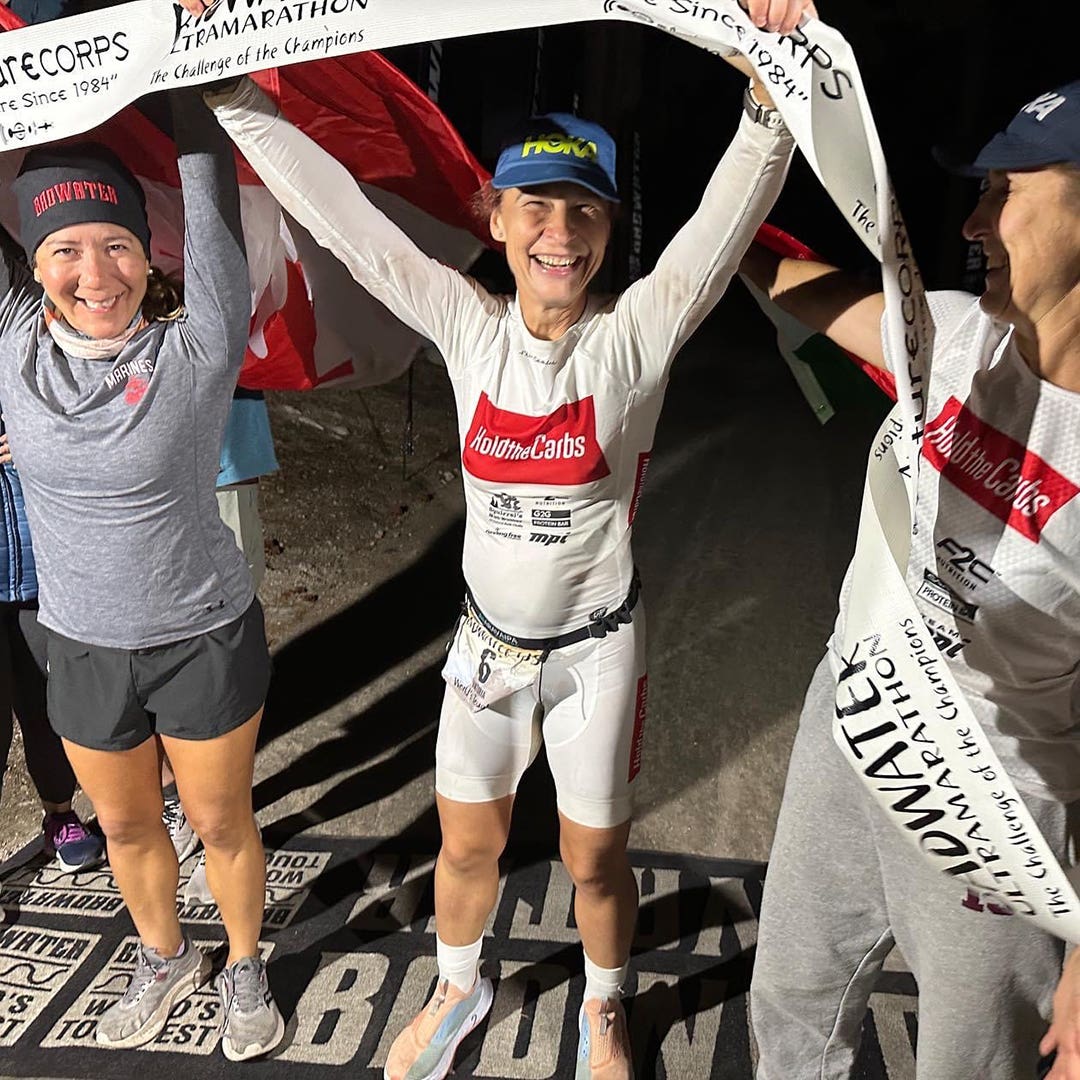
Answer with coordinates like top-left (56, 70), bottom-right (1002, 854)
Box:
top-left (13, 143), bottom-right (151, 263)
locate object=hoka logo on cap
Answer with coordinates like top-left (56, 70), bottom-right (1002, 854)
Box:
top-left (1021, 91), bottom-right (1067, 123)
top-left (520, 135), bottom-right (599, 161)
top-left (971, 78), bottom-right (1080, 172)
top-left (492, 111), bottom-right (619, 202)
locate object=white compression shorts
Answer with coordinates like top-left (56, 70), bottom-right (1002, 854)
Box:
top-left (435, 606), bottom-right (647, 829)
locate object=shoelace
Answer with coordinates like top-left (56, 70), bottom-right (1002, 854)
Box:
top-left (162, 800), bottom-right (185, 837)
top-left (427, 980), bottom-right (449, 1015)
top-left (49, 820), bottom-right (88, 847)
top-left (598, 1006), bottom-right (615, 1038)
top-left (122, 947), bottom-right (165, 1007)
top-left (222, 959), bottom-right (266, 1024)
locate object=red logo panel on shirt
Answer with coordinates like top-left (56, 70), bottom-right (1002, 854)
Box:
top-left (922, 396), bottom-right (1079, 542)
top-left (462, 392), bottom-right (611, 485)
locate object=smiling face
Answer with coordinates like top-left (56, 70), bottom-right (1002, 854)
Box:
top-left (35, 222), bottom-right (149, 339)
top-left (489, 182), bottom-right (613, 338)
top-left (962, 165), bottom-right (1080, 331)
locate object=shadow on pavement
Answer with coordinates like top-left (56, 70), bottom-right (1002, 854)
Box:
top-left (257, 516), bottom-right (465, 748)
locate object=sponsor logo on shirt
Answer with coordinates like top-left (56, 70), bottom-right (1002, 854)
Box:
top-left (531, 507), bottom-right (571, 528)
top-left (922, 397), bottom-right (1079, 542)
top-left (935, 536), bottom-right (995, 590)
top-left (916, 569), bottom-right (978, 623)
top-left (462, 392), bottom-right (610, 485)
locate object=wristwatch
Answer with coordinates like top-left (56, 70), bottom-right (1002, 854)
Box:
top-left (743, 85), bottom-right (786, 131)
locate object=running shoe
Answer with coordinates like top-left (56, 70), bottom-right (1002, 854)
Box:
top-left (95, 939), bottom-right (210, 1048)
top-left (384, 976), bottom-right (493, 1080)
top-left (162, 796), bottom-right (199, 863)
top-left (42, 810), bottom-right (104, 874)
top-left (575, 997), bottom-right (632, 1079)
top-left (217, 955), bottom-right (284, 1061)
top-left (184, 850), bottom-right (213, 905)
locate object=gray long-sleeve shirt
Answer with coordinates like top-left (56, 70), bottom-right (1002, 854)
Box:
top-left (0, 92), bottom-right (253, 648)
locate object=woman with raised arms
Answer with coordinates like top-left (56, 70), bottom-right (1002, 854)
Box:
top-left (0, 90), bottom-right (283, 1061)
top-left (182, 3), bottom-right (813, 1076)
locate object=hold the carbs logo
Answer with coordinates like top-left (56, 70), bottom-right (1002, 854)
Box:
top-left (923, 397), bottom-right (1079, 541)
top-left (463, 392), bottom-right (610, 486)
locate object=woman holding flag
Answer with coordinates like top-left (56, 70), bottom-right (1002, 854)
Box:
top-left (0, 90), bottom-right (283, 1059)
top-left (740, 80), bottom-right (1080, 1079)
top-left (186, 2), bottom-right (811, 1077)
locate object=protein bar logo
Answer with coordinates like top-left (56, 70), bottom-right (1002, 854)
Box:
top-left (923, 397), bottom-right (1079, 542)
top-left (463, 393), bottom-right (610, 486)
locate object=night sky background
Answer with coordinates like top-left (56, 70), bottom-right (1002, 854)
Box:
top-left (386, 5), bottom-right (1075, 297)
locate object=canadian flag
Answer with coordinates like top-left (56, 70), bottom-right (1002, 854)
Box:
top-left (0, 7), bottom-right (491, 390)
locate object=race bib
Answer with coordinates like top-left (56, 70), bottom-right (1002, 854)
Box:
top-left (441, 610), bottom-right (543, 713)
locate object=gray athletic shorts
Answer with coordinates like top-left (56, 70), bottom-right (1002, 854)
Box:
top-left (45, 600), bottom-right (271, 751)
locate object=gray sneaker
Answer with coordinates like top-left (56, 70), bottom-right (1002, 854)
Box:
top-left (217, 955), bottom-right (284, 1061)
top-left (95, 939), bottom-right (210, 1048)
top-left (184, 850), bottom-right (213, 905)
top-left (162, 797), bottom-right (199, 863)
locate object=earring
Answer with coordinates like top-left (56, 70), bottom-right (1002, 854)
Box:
top-left (146, 267), bottom-right (153, 277)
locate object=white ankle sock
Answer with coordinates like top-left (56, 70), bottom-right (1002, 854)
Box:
top-left (583, 952), bottom-right (628, 1003)
top-left (436, 934), bottom-right (483, 993)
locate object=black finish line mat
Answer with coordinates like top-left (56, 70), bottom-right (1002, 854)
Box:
top-left (0, 838), bottom-right (917, 1078)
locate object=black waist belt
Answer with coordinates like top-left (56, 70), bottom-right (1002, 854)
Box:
top-left (464, 569), bottom-right (641, 656)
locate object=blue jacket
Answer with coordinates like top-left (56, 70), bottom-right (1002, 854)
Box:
top-left (0, 462), bottom-right (37, 602)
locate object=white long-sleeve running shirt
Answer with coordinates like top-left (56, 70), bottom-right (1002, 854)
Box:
top-left (832, 292), bottom-right (1080, 801)
top-left (213, 80), bottom-right (793, 638)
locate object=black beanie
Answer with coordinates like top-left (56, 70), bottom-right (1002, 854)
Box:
top-left (14, 143), bottom-right (151, 263)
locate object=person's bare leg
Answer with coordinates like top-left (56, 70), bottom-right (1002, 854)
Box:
top-left (162, 710), bottom-right (263, 964)
top-left (433, 792), bottom-right (514, 945)
top-left (558, 814), bottom-right (637, 968)
top-left (62, 737), bottom-right (182, 954)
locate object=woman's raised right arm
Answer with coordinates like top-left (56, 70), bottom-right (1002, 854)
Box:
top-left (740, 242), bottom-right (887, 370)
top-left (207, 77), bottom-right (485, 351)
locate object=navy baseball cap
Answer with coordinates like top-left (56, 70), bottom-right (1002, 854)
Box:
top-left (943, 80), bottom-right (1080, 176)
top-left (491, 113), bottom-right (619, 202)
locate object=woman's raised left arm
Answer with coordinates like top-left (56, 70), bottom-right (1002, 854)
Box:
top-left (170, 87), bottom-right (249, 369)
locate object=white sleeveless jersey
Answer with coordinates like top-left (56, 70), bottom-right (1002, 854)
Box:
top-left (212, 82), bottom-right (794, 638)
top-left (834, 291), bottom-right (1080, 800)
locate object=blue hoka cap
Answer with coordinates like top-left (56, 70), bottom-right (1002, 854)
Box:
top-left (491, 113), bottom-right (619, 202)
top-left (971, 80), bottom-right (1080, 173)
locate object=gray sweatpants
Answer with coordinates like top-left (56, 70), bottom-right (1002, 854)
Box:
top-left (751, 655), bottom-right (1069, 1080)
